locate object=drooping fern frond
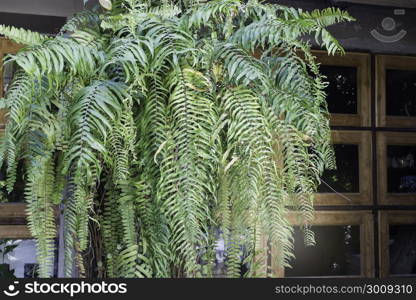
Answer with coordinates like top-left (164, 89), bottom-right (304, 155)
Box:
top-left (25, 155), bottom-right (57, 278)
top-left (64, 80), bottom-right (127, 173)
top-left (0, 25), bottom-right (49, 46)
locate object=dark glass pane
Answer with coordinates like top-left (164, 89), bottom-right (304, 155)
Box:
top-left (285, 225), bottom-right (361, 277)
top-left (24, 264), bottom-right (39, 278)
top-left (389, 225), bottom-right (416, 276)
top-left (386, 69), bottom-right (416, 117)
top-left (387, 145), bottom-right (416, 193)
top-left (318, 144), bottom-right (360, 193)
top-left (321, 65), bottom-right (358, 114)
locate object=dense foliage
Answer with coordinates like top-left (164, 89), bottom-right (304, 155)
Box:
top-left (0, 0), bottom-right (352, 278)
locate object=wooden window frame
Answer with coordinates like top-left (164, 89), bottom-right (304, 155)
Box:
top-left (272, 211), bottom-right (375, 278)
top-left (379, 210), bottom-right (416, 278)
top-left (313, 50), bottom-right (371, 127)
top-left (0, 38), bottom-right (22, 128)
top-left (315, 130), bottom-right (372, 206)
top-left (0, 203), bottom-right (28, 237)
top-left (0, 203), bottom-right (30, 238)
top-left (376, 55), bottom-right (416, 128)
top-left (377, 132), bottom-right (416, 205)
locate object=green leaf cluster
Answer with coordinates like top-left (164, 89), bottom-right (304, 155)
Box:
top-left (0, 0), bottom-right (352, 278)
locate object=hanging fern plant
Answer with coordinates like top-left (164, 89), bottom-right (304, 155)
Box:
top-left (0, 0), bottom-right (353, 278)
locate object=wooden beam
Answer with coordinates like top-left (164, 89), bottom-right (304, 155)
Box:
top-left (0, 225), bottom-right (32, 239)
top-left (0, 204), bottom-right (27, 219)
top-left (335, 0), bottom-right (416, 8)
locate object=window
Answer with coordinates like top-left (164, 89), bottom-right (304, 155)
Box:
top-left (379, 211), bottom-right (416, 278)
top-left (319, 144), bottom-right (360, 193)
top-left (0, 204), bottom-right (59, 278)
top-left (313, 51), bottom-right (371, 126)
top-left (291, 51), bottom-right (416, 279)
top-left (0, 223), bottom-right (34, 278)
top-left (0, 237), bottom-right (59, 278)
top-left (376, 55), bottom-right (416, 128)
top-left (315, 131), bottom-right (372, 205)
top-left (375, 55), bottom-right (416, 277)
top-left (272, 211), bottom-right (374, 278)
top-left (286, 225), bottom-right (361, 277)
top-left (0, 192), bottom-right (33, 279)
top-left (377, 132), bottom-right (416, 205)
top-left (0, 239), bottom-right (38, 278)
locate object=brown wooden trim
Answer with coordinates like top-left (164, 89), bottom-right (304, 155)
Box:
top-left (313, 50), bottom-right (371, 127)
top-left (0, 37), bottom-right (23, 55)
top-left (270, 242), bottom-right (284, 278)
top-left (379, 211), bottom-right (416, 278)
top-left (377, 132), bottom-right (416, 205)
top-left (361, 211), bottom-right (375, 278)
top-left (376, 55), bottom-right (416, 128)
top-left (274, 211), bottom-right (374, 278)
top-left (0, 225), bottom-right (31, 239)
top-left (0, 203), bottom-right (27, 218)
top-left (315, 130), bottom-right (372, 206)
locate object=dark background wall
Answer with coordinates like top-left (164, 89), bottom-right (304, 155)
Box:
top-left (273, 0), bottom-right (416, 55)
top-left (1, 0), bottom-right (415, 51)
top-left (0, 0), bottom-right (83, 34)
top-left (0, 0), bottom-right (83, 17)
top-left (0, 13), bottom-right (66, 34)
